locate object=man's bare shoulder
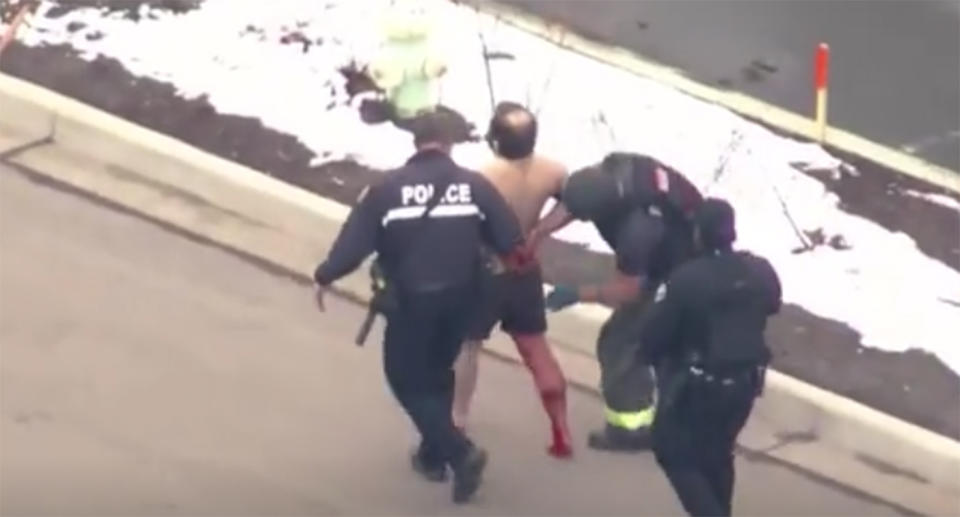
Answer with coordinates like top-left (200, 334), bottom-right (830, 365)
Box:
top-left (535, 154), bottom-right (568, 174)
top-left (532, 154), bottom-right (568, 187)
top-left (480, 154), bottom-right (567, 184)
top-left (479, 154), bottom-right (504, 173)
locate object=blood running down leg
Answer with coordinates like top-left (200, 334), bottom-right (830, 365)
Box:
top-left (512, 332), bottom-right (572, 458)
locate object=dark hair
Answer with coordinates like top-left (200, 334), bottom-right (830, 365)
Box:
top-left (411, 110), bottom-right (457, 149)
top-left (486, 101), bottom-right (537, 159)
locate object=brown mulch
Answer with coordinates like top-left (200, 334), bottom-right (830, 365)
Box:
top-left (42, 0), bottom-right (201, 21)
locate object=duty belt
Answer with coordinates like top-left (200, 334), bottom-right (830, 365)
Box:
top-left (687, 364), bottom-right (767, 395)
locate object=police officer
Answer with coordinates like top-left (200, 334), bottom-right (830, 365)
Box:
top-left (312, 111), bottom-right (525, 504)
top-left (528, 152), bottom-right (704, 451)
top-left (641, 198), bottom-right (782, 517)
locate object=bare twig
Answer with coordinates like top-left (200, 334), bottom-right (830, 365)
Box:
top-left (475, 8), bottom-right (497, 113)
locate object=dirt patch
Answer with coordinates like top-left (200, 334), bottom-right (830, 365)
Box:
top-left (337, 61), bottom-right (480, 144)
top-left (808, 152), bottom-right (959, 271)
top-left (42, 0), bottom-right (201, 21)
top-left (3, 42), bottom-right (958, 440)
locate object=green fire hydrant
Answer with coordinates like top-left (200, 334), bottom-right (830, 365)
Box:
top-left (368, 2), bottom-right (447, 121)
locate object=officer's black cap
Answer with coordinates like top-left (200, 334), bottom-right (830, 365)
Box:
top-left (694, 198), bottom-right (737, 248)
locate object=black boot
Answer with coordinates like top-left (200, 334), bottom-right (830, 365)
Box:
top-left (411, 445), bottom-right (447, 482)
top-left (587, 424), bottom-right (653, 452)
top-left (452, 446), bottom-right (488, 504)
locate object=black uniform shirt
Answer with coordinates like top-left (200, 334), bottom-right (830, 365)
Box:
top-left (640, 250), bottom-right (782, 367)
top-left (595, 208), bottom-right (666, 278)
top-left (589, 156), bottom-right (702, 282)
top-left (626, 154), bottom-right (703, 217)
top-left (314, 149), bottom-right (523, 291)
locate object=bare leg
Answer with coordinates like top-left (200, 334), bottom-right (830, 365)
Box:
top-left (452, 340), bottom-right (482, 430)
top-left (512, 333), bottom-right (572, 458)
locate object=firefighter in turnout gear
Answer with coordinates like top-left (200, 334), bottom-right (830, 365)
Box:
top-left (527, 152), bottom-right (704, 451)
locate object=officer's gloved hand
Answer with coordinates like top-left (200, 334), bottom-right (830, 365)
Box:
top-left (545, 285), bottom-right (580, 312)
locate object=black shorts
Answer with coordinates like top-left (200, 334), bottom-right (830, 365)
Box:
top-left (466, 266), bottom-right (548, 341)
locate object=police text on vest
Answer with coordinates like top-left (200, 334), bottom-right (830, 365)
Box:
top-left (401, 183), bottom-right (472, 206)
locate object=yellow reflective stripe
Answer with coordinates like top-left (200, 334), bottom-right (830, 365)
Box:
top-left (604, 406), bottom-right (655, 430)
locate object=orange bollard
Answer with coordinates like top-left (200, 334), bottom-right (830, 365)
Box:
top-left (814, 42), bottom-right (830, 144)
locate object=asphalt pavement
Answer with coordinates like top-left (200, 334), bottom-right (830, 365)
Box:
top-left (0, 163), bottom-right (904, 516)
top-left (502, 0), bottom-right (960, 172)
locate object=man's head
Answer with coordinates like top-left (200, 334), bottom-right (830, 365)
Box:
top-left (486, 101), bottom-right (537, 160)
top-left (561, 164), bottom-right (621, 221)
top-left (693, 198), bottom-right (737, 252)
top-left (411, 110), bottom-right (457, 153)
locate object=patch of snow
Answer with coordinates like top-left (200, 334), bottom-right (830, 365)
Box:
top-left (902, 189), bottom-right (960, 212)
top-left (12, 0), bottom-right (960, 374)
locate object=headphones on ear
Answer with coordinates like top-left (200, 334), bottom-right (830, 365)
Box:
top-left (485, 119), bottom-right (499, 155)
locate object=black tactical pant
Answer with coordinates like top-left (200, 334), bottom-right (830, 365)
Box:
top-left (652, 365), bottom-right (760, 516)
top-left (596, 284), bottom-right (659, 428)
top-left (383, 285), bottom-right (475, 469)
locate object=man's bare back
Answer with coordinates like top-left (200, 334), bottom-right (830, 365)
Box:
top-left (455, 102), bottom-right (573, 458)
top-left (481, 154), bottom-right (566, 236)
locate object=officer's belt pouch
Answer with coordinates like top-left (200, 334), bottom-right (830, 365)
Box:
top-left (686, 364), bottom-right (766, 406)
top-left (659, 366), bottom-right (692, 412)
top-left (662, 367), bottom-right (723, 419)
top-left (369, 261), bottom-right (400, 314)
top-left (375, 284), bottom-right (400, 314)
top-left (478, 246), bottom-right (503, 275)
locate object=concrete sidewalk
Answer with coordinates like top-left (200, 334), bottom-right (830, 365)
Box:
top-left (0, 163), bottom-right (903, 516)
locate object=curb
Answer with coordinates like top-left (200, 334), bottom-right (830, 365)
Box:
top-left (2, 72), bottom-right (959, 515)
top-left (463, 0), bottom-right (960, 194)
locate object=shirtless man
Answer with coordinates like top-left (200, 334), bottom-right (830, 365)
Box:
top-left (453, 102), bottom-right (573, 458)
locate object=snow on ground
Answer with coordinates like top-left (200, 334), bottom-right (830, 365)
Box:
top-left (903, 189), bottom-right (960, 212)
top-left (10, 0), bottom-right (960, 373)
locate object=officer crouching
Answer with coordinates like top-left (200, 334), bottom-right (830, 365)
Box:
top-left (640, 198), bottom-right (782, 517)
top-left (312, 111), bottom-right (526, 504)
